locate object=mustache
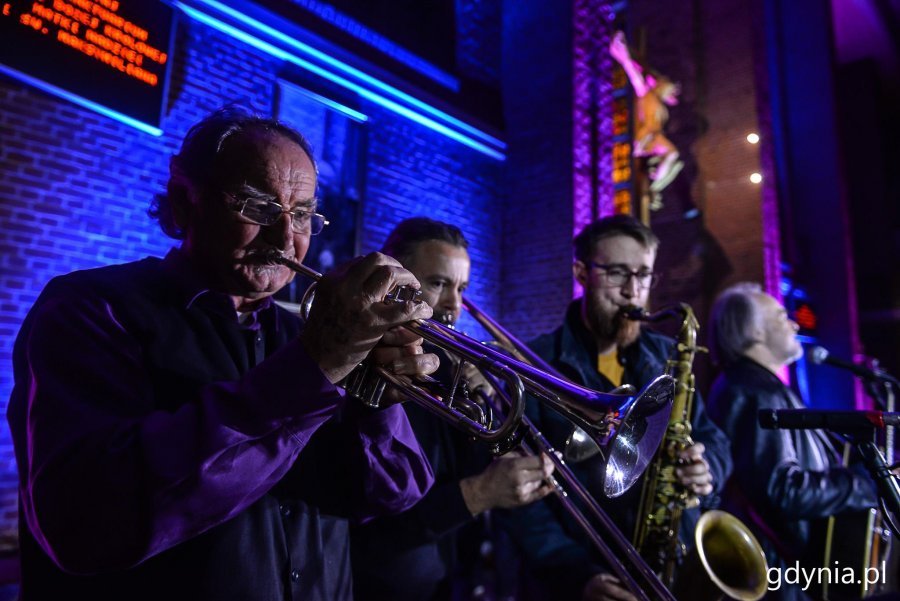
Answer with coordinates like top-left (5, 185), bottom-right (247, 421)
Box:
top-left (241, 248), bottom-right (290, 265)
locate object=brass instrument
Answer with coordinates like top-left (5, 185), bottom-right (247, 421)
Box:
top-left (269, 252), bottom-right (675, 493)
top-left (462, 298), bottom-right (679, 601)
top-left (628, 304), bottom-right (768, 601)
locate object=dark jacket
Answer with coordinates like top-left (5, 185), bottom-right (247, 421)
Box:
top-left (706, 357), bottom-right (878, 594)
top-left (8, 251), bottom-right (433, 601)
top-left (500, 301), bottom-right (732, 599)
top-left (351, 344), bottom-right (494, 601)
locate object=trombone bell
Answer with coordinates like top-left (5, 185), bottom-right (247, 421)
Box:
top-left (586, 375), bottom-right (675, 497)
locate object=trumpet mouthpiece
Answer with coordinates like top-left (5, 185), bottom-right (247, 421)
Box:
top-left (262, 249), bottom-right (287, 262)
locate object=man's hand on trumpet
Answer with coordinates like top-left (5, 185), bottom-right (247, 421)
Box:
top-left (300, 252), bottom-right (438, 384)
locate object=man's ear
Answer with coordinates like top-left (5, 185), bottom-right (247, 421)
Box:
top-left (573, 260), bottom-right (589, 287)
top-left (169, 184), bottom-right (197, 232)
top-left (747, 325), bottom-right (765, 347)
top-left (168, 161), bottom-right (198, 232)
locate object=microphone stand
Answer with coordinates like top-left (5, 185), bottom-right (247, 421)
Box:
top-left (851, 436), bottom-right (900, 532)
top-left (858, 360), bottom-right (899, 531)
top-left (819, 354), bottom-right (900, 524)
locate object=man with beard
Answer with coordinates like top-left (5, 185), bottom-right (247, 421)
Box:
top-left (7, 107), bottom-right (435, 601)
top-left (500, 215), bottom-right (731, 601)
top-left (352, 217), bottom-right (554, 601)
top-left (706, 283), bottom-right (879, 601)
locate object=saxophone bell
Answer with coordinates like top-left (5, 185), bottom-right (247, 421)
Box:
top-left (629, 303), bottom-right (769, 600)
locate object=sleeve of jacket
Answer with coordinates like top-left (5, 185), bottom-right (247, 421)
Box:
top-left (709, 382), bottom-right (877, 521)
top-left (689, 392), bottom-right (733, 510)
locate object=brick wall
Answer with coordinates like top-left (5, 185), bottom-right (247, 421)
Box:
top-left (362, 105), bottom-right (502, 335)
top-left (500, 0), bottom-right (576, 341)
top-left (456, 0), bottom-right (502, 88)
top-left (0, 85), bottom-right (178, 552)
top-left (0, 6), bottom-right (503, 555)
top-left (624, 0), bottom-right (768, 389)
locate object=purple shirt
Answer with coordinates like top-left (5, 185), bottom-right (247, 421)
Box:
top-left (8, 251), bottom-right (434, 600)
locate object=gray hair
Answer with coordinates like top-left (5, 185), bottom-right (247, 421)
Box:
top-left (149, 105), bottom-right (316, 239)
top-left (708, 282), bottom-right (764, 366)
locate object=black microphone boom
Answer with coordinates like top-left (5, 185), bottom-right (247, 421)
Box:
top-left (759, 409), bottom-right (900, 433)
top-left (806, 346), bottom-right (898, 385)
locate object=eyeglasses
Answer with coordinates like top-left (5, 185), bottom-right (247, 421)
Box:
top-left (224, 193), bottom-right (329, 235)
top-left (589, 262), bottom-right (659, 289)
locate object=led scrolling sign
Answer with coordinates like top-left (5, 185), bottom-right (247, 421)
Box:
top-left (0, 0), bottom-right (174, 133)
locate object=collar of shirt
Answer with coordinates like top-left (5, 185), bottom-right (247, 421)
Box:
top-left (161, 248), bottom-right (277, 331)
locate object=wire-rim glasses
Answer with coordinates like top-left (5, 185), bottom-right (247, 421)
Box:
top-left (590, 262), bottom-right (659, 289)
top-left (224, 193), bottom-right (329, 236)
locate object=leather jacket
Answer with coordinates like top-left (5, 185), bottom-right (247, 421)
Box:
top-left (706, 357), bottom-right (878, 570)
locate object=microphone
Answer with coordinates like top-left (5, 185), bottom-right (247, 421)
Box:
top-left (806, 346), bottom-right (896, 383)
top-left (759, 409), bottom-right (900, 432)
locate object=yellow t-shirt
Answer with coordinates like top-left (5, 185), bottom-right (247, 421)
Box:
top-left (597, 349), bottom-right (624, 387)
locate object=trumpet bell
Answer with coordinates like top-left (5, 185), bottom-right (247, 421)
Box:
top-left (597, 375), bottom-right (676, 497)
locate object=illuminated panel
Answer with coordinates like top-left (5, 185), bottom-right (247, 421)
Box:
top-left (611, 73), bottom-right (632, 216)
top-left (0, 0), bottom-right (174, 134)
top-left (613, 188), bottom-right (631, 215)
top-left (793, 302), bottom-right (818, 334)
top-left (612, 141), bottom-right (631, 184)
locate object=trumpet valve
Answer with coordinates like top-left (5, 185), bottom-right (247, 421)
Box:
top-left (384, 285), bottom-right (422, 304)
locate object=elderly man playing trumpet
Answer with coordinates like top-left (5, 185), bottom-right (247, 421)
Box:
top-left (8, 107), bottom-right (435, 601)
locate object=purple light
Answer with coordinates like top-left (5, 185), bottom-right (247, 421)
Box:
top-left (572, 0), bottom-right (615, 297)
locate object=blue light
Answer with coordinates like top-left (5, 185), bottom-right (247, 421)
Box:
top-left (283, 83), bottom-right (369, 123)
top-left (197, 0), bottom-right (499, 146)
top-left (779, 279), bottom-right (791, 296)
top-left (0, 64), bottom-right (163, 136)
top-left (177, 0), bottom-right (505, 160)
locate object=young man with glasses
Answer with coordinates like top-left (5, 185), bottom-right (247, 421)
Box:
top-left (500, 215), bottom-right (731, 601)
top-left (8, 107), bottom-right (435, 601)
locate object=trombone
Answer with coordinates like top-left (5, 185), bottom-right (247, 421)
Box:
top-left (270, 250), bottom-right (674, 467)
top-left (272, 251), bottom-right (677, 599)
top-left (460, 297), bottom-right (678, 601)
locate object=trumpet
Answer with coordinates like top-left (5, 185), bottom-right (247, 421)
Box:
top-left (269, 251), bottom-right (675, 487)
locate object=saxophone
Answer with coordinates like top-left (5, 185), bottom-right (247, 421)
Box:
top-left (627, 303), bottom-right (769, 601)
